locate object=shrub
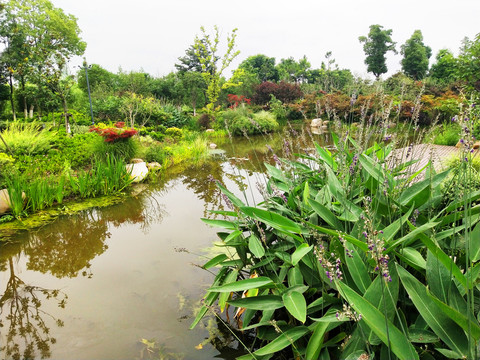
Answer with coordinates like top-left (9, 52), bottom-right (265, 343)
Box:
top-left (223, 108), bottom-right (278, 136)
top-left (432, 123), bottom-right (460, 145)
top-left (165, 127), bottom-right (183, 142)
top-left (0, 121), bottom-right (57, 156)
top-left (252, 81), bottom-right (303, 105)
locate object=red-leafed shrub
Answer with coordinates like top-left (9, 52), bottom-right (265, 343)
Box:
top-left (252, 81), bottom-right (303, 105)
top-left (227, 94), bottom-right (251, 108)
top-left (90, 125), bottom-right (138, 143)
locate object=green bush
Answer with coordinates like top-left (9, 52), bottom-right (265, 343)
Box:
top-left (432, 122), bottom-right (460, 145)
top-left (0, 121), bottom-right (58, 155)
top-left (222, 107), bottom-right (278, 136)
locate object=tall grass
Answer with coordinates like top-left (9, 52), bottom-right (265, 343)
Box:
top-left (0, 121), bottom-right (57, 155)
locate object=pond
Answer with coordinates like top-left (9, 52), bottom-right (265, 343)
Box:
top-left (0, 124), bottom-right (331, 360)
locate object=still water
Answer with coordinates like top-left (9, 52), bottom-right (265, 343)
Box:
top-left (0, 126), bottom-right (330, 359)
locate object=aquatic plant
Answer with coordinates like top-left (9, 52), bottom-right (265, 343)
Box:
top-left (193, 98), bottom-right (480, 359)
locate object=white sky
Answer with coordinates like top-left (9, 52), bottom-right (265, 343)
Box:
top-left (51, 0), bottom-right (480, 80)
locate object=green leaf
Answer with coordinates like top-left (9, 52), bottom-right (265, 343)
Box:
top-left (217, 182), bottom-right (245, 208)
top-left (408, 328), bottom-right (439, 343)
top-left (397, 247), bottom-right (426, 270)
top-left (253, 326), bottom-right (309, 356)
top-left (202, 254), bottom-right (228, 269)
top-left (468, 222), bottom-right (480, 262)
top-left (248, 234), bottom-right (265, 258)
top-left (386, 220), bottom-right (440, 253)
top-left (428, 290), bottom-right (480, 340)
top-left (344, 242), bottom-right (371, 294)
top-left (397, 170), bottom-right (450, 207)
top-left (315, 144), bottom-right (337, 171)
top-left (282, 291), bottom-right (307, 323)
top-left (306, 321), bottom-right (329, 360)
top-left (218, 269), bottom-right (238, 312)
top-left (397, 265), bottom-right (469, 357)
top-left (309, 198), bottom-right (344, 231)
top-left (228, 295), bottom-right (283, 310)
top-left (224, 230), bottom-right (243, 244)
top-left (288, 266), bottom-right (303, 287)
top-left (291, 243), bottom-right (313, 266)
top-left (201, 218), bottom-right (238, 230)
top-left (303, 181), bottom-right (310, 206)
top-left (208, 276), bottom-right (274, 293)
top-left (337, 281), bottom-right (419, 360)
top-left (240, 206), bottom-right (302, 234)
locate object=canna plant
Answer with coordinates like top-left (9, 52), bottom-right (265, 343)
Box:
top-left (192, 117), bottom-right (480, 359)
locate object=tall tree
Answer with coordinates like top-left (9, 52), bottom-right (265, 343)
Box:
top-left (238, 54), bottom-right (279, 82)
top-left (359, 24), bottom-right (396, 79)
top-left (457, 33), bottom-right (480, 91)
top-left (175, 39), bottom-right (218, 74)
top-left (400, 30), bottom-right (432, 80)
top-left (0, 0), bottom-right (85, 125)
top-left (429, 49), bottom-right (457, 84)
top-left (193, 25), bottom-right (240, 112)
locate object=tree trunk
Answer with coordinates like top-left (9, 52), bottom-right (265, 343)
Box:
top-left (29, 104), bottom-right (34, 119)
top-left (21, 78), bottom-right (27, 119)
top-left (8, 74), bottom-right (16, 121)
top-left (62, 96), bottom-right (70, 134)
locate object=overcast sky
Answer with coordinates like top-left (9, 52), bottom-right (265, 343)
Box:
top-left (51, 0), bottom-right (480, 80)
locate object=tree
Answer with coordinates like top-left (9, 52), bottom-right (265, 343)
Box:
top-left (238, 54), bottom-right (279, 82)
top-left (175, 39), bottom-right (218, 74)
top-left (0, 0), bottom-right (86, 126)
top-left (359, 24), bottom-right (396, 79)
top-left (429, 49), bottom-right (457, 84)
top-left (400, 30), bottom-right (432, 80)
top-left (276, 56), bottom-right (311, 83)
top-left (457, 33), bottom-right (480, 91)
top-left (193, 25), bottom-right (240, 112)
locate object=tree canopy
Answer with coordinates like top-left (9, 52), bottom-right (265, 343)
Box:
top-left (359, 24), bottom-right (396, 79)
top-left (401, 30), bottom-right (432, 80)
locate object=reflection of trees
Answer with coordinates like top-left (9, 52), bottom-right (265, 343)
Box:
top-left (23, 209), bottom-right (111, 278)
top-left (0, 257), bottom-right (66, 360)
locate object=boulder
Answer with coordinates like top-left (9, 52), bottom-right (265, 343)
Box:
top-left (209, 143), bottom-right (217, 149)
top-left (473, 141), bottom-right (480, 150)
top-left (205, 129), bottom-right (215, 133)
top-left (130, 158), bottom-right (145, 164)
top-left (126, 161), bottom-right (149, 183)
top-left (0, 189), bottom-right (25, 215)
top-left (311, 118), bottom-right (322, 127)
top-left (147, 162), bottom-right (162, 170)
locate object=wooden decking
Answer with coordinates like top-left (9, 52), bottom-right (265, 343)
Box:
top-left (388, 144), bottom-right (462, 174)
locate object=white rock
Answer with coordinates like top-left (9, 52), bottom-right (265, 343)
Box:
top-left (147, 162), bottom-right (162, 170)
top-left (0, 188), bottom-right (25, 215)
top-left (311, 118), bottom-right (322, 127)
top-left (209, 143), bottom-right (217, 149)
top-left (126, 162), bottom-right (149, 183)
top-left (205, 129), bottom-right (215, 133)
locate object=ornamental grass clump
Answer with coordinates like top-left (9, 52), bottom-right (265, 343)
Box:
top-left (192, 97), bottom-right (480, 359)
top-left (0, 121), bottom-right (57, 155)
top-left (91, 122), bottom-right (138, 162)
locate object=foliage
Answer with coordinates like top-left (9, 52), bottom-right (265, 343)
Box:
top-left (222, 107), bottom-right (278, 136)
top-left (89, 122), bottom-right (138, 143)
top-left (429, 49), bottom-right (458, 85)
top-left (238, 54), bottom-right (279, 82)
top-left (401, 30), bottom-right (432, 80)
top-left (227, 94), bottom-right (251, 108)
top-left (457, 33), bottom-right (480, 91)
top-left (193, 99), bottom-right (480, 359)
top-left (252, 81), bottom-right (303, 105)
top-left (359, 24), bottom-right (396, 79)
top-left (193, 26), bottom-right (241, 112)
top-left (276, 55), bottom-right (311, 83)
top-left (0, 121), bottom-right (57, 155)
top-left (431, 122), bottom-right (461, 145)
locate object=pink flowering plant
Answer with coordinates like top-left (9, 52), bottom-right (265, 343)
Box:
top-left (192, 108), bottom-right (480, 359)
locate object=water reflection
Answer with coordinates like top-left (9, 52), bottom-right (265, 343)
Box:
top-left (0, 124), bottom-right (331, 359)
top-left (0, 254), bottom-right (67, 360)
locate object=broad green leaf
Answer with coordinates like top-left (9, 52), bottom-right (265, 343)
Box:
top-left (291, 243), bottom-right (313, 266)
top-left (248, 234), bottom-right (265, 258)
top-left (303, 181), bottom-right (310, 206)
top-left (306, 321), bottom-right (329, 360)
top-left (265, 162), bottom-right (290, 184)
top-left (208, 276), bottom-right (273, 293)
top-left (344, 242), bottom-right (371, 294)
top-left (397, 265), bottom-right (469, 357)
top-left (228, 295), bottom-right (283, 310)
top-left (468, 222), bottom-right (480, 262)
top-left (386, 220), bottom-right (440, 253)
top-left (414, 229), bottom-right (469, 289)
top-left (282, 291), bottom-right (306, 323)
top-left (428, 290), bottom-right (480, 340)
top-left (359, 153), bottom-right (388, 185)
top-left (315, 143), bottom-right (337, 171)
top-left (202, 254), bottom-right (228, 269)
top-left (218, 269), bottom-right (238, 312)
top-left (435, 348), bottom-right (465, 359)
top-left (288, 266), bottom-right (303, 287)
top-left (309, 198), bottom-right (344, 231)
top-left (253, 326), bottom-right (309, 356)
top-left (397, 170), bottom-right (450, 207)
top-left (397, 247), bottom-right (426, 270)
top-left (201, 218), bottom-right (238, 230)
top-left (337, 281), bottom-right (418, 360)
top-left (325, 166), bottom-right (362, 221)
top-left (426, 250), bottom-right (449, 303)
top-left (305, 222), bottom-right (369, 252)
top-left (380, 205), bottom-right (414, 243)
top-left (224, 230), bottom-right (243, 244)
top-left (217, 182), bottom-right (245, 208)
top-left (240, 206), bottom-right (302, 234)
top-left (408, 328), bottom-right (439, 343)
